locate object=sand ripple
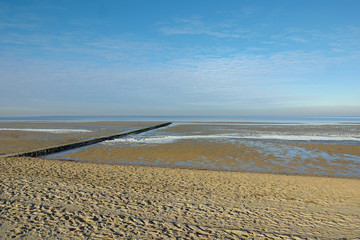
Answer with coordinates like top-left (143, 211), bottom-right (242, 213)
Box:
top-left (1, 157), bottom-right (359, 239)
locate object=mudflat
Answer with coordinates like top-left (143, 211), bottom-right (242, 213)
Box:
top-left (1, 156), bottom-right (359, 239)
top-left (57, 140), bottom-right (360, 177)
top-left (0, 121), bottom-right (159, 155)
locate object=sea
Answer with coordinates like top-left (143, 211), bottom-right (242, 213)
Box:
top-left (1, 115), bottom-right (360, 123)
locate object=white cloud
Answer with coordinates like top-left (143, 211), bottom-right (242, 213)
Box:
top-left (158, 17), bottom-right (250, 38)
top-left (1, 6), bottom-right (360, 116)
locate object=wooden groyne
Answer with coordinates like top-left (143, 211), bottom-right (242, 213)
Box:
top-left (5, 122), bottom-right (172, 158)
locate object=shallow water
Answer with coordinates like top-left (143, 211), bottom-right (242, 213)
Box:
top-left (0, 128), bottom-right (92, 133)
top-left (45, 122), bottom-right (360, 178)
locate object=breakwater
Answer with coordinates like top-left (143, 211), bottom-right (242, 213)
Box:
top-left (5, 122), bottom-right (172, 158)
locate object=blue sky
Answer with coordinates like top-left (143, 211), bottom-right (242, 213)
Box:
top-left (1, 0), bottom-right (359, 117)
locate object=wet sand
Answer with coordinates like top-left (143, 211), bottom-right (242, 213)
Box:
top-left (45, 122), bottom-right (360, 177)
top-left (1, 156), bottom-right (359, 239)
top-left (0, 121), bottom-right (159, 155)
top-left (56, 141), bottom-right (360, 178)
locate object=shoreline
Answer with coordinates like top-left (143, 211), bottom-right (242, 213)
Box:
top-left (40, 156), bottom-right (360, 180)
top-left (2, 120), bottom-right (360, 178)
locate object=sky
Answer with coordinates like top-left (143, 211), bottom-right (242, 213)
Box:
top-left (1, 0), bottom-right (360, 117)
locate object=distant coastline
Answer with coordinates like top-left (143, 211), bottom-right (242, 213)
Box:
top-left (1, 115), bottom-right (360, 123)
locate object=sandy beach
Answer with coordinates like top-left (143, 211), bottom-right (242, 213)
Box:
top-left (1, 121), bottom-right (360, 239)
top-left (1, 156), bottom-right (360, 239)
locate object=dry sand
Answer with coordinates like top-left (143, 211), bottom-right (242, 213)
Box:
top-left (1, 156), bottom-right (359, 239)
